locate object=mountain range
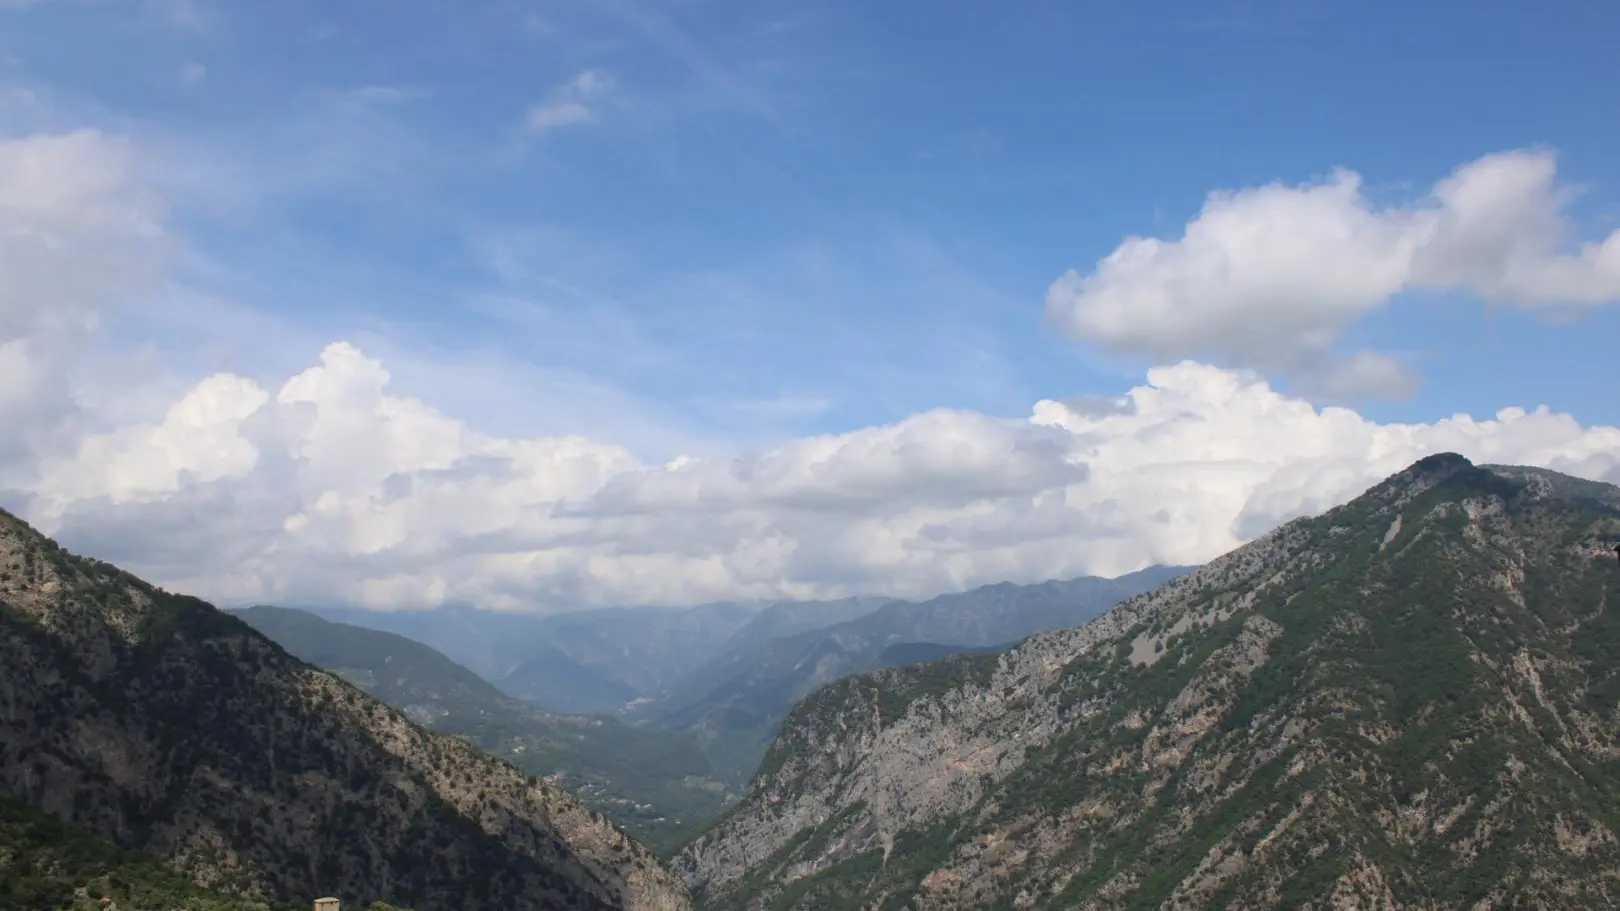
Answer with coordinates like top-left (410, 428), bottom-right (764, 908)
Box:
top-left (676, 456), bottom-right (1620, 909)
top-left (305, 601), bottom-right (764, 717)
top-left (623, 566), bottom-right (1188, 783)
top-left (233, 605), bottom-right (737, 854)
top-left (300, 566), bottom-right (1188, 790)
top-left (8, 454), bottom-right (1617, 909)
top-left (0, 507), bottom-right (689, 911)
top-left (234, 564), bottom-right (1185, 845)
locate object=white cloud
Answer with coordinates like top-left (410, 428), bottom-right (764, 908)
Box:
top-left (525, 70), bottom-right (613, 134)
top-left (1292, 350), bottom-right (1421, 404)
top-left (142, 0), bottom-right (212, 34)
top-left (0, 129), bottom-right (165, 469)
top-left (29, 372), bottom-right (266, 505)
top-left (1047, 149), bottom-right (1620, 396)
top-left (5, 130), bottom-right (1619, 614)
top-left (16, 344), bottom-right (1620, 612)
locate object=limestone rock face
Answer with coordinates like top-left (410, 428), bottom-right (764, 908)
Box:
top-left (678, 455), bottom-right (1620, 910)
top-left (0, 510), bottom-right (691, 911)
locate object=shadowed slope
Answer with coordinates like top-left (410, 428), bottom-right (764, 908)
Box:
top-left (0, 510), bottom-right (690, 911)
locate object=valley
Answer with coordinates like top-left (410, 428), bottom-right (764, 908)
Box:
top-left (290, 567), bottom-right (1186, 811)
top-left (7, 4), bottom-right (1617, 908)
top-left (236, 569), bottom-right (1184, 850)
top-left (233, 605), bottom-right (739, 854)
top-left (6, 455), bottom-right (1619, 910)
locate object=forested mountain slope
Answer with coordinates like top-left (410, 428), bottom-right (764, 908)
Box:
top-left (677, 455), bottom-right (1620, 910)
top-left (0, 510), bottom-right (690, 911)
top-left (236, 605), bottom-right (736, 853)
top-left (632, 567), bottom-right (1187, 784)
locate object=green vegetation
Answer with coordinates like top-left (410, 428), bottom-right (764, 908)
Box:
top-left (235, 606), bottom-right (735, 853)
top-left (0, 796), bottom-right (297, 911)
top-left (2, 505), bottom-right (688, 911)
top-left (872, 649), bottom-right (1001, 719)
top-left (633, 568), bottom-right (1186, 799)
top-left (689, 457), bottom-right (1620, 910)
top-left (876, 640), bottom-right (1012, 668)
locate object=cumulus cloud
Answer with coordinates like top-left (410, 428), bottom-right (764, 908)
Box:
top-left (1047, 149), bottom-right (1620, 397)
top-left (5, 129), bottom-right (1619, 614)
top-left (0, 129), bottom-right (165, 469)
top-left (1291, 350), bottom-right (1422, 405)
top-left (15, 344), bottom-right (1620, 612)
top-left (525, 69), bottom-right (613, 133)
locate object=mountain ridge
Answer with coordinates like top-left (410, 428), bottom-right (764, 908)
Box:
top-left (676, 454), bottom-right (1620, 909)
top-left (628, 565), bottom-right (1190, 783)
top-left (305, 601), bottom-right (763, 715)
top-left (0, 508), bottom-right (690, 911)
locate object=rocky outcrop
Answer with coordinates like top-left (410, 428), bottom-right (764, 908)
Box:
top-left (678, 454), bottom-right (1620, 909)
top-left (0, 509), bottom-right (691, 911)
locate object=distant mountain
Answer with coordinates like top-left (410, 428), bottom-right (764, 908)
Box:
top-left (299, 604), bottom-right (559, 682)
top-left (499, 645), bottom-right (644, 716)
top-left (630, 566), bottom-right (1191, 782)
top-left (0, 509), bottom-right (688, 911)
top-left (236, 605), bottom-right (524, 726)
top-left (679, 456), bottom-right (1620, 910)
top-left (521, 603), bottom-right (761, 696)
top-left (842, 564), bottom-right (1191, 647)
top-left (704, 596), bottom-right (896, 663)
top-left (619, 596), bottom-right (896, 725)
top-left (298, 569), bottom-right (1188, 790)
top-left (235, 605), bottom-right (737, 853)
top-left (309, 601), bottom-right (761, 715)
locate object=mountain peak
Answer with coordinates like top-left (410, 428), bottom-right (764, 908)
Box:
top-left (1409, 449), bottom-right (1473, 476)
top-left (679, 460), bottom-right (1620, 909)
top-left (1360, 450), bottom-right (1484, 507)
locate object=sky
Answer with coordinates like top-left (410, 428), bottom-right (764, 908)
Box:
top-left (2, 0), bottom-right (1619, 612)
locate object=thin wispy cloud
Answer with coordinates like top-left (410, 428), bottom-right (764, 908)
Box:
top-left (344, 85), bottom-right (414, 104)
top-left (522, 11), bottom-right (557, 38)
top-left (525, 69), bottom-right (613, 133)
top-left (594, 0), bottom-right (786, 129)
top-left (142, 0), bottom-right (213, 34)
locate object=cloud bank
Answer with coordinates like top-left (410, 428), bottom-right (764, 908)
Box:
top-left (17, 342), bottom-right (1620, 612)
top-left (4, 129), bottom-right (1619, 612)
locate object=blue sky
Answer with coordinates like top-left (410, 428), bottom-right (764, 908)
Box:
top-left (3, 0), bottom-right (1620, 609)
top-left (8, 0), bottom-right (1619, 455)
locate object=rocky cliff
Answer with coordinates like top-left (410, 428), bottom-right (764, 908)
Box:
top-left (677, 455), bottom-right (1620, 909)
top-left (0, 509), bottom-right (690, 911)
